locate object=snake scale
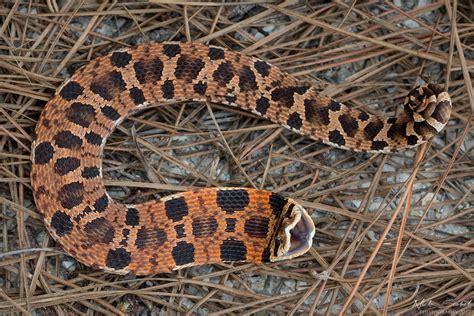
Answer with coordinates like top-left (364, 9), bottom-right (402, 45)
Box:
top-left (31, 42), bottom-right (452, 275)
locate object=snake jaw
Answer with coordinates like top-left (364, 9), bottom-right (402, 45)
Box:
top-left (270, 202), bottom-right (315, 262)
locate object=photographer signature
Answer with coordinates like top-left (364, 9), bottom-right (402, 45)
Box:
top-left (414, 298), bottom-right (472, 315)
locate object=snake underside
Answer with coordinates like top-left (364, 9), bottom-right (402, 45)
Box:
top-left (30, 42), bottom-right (451, 275)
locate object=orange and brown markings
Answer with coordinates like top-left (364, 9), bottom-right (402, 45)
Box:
top-left (39, 187), bottom-right (288, 275)
top-left (31, 42), bottom-right (451, 275)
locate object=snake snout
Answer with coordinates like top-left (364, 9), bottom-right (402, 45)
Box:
top-left (270, 202), bottom-right (315, 262)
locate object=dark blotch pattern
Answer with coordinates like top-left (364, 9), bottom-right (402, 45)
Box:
top-left (328, 100), bottom-right (341, 111)
top-left (305, 101), bottom-right (330, 126)
top-left (387, 121), bottom-right (407, 139)
top-left (91, 71), bottom-right (126, 101)
top-left (194, 82), bottom-right (207, 95)
top-left (328, 130), bottom-right (346, 146)
top-left (94, 194), bottom-right (109, 212)
top-left (165, 197), bottom-right (189, 222)
top-left (404, 105), bottom-right (414, 118)
top-left (220, 239), bottom-right (247, 261)
top-left (225, 95), bottom-right (236, 104)
top-left (175, 224), bottom-right (186, 239)
top-left (82, 166), bottom-right (100, 179)
top-left (73, 206), bottom-right (93, 223)
top-left (255, 96), bottom-right (270, 115)
top-left (175, 55), bottom-right (205, 82)
top-left (110, 51), bottom-right (132, 68)
top-left (34, 142), bottom-right (54, 164)
top-left (54, 157), bottom-right (80, 175)
top-left (135, 228), bottom-right (167, 249)
top-left (162, 80), bottom-right (175, 99)
top-left (84, 217), bottom-right (115, 243)
top-left (59, 182), bottom-right (84, 209)
top-left (50, 211), bottom-right (73, 237)
top-left (217, 190), bottom-right (249, 214)
top-left (84, 217), bottom-right (106, 233)
top-left (371, 140), bottom-right (389, 151)
top-left (172, 241), bottom-right (195, 266)
top-left (269, 193), bottom-right (287, 216)
top-left (287, 112), bottom-right (302, 130)
top-left (129, 87), bottom-right (145, 105)
top-left (120, 228), bottom-right (130, 246)
top-left (414, 121), bottom-right (438, 136)
top-left (133, 61), bottom-right (146, 83)
top-left (303, 99), bottom-right (315, 120)
top-left (85, 131), bottom-right (103, 145)
top-left (213, 62), bottom-right (234, 86)
top-left (208, 47), bottom-right (224, 60)
top-left (192, 216), bottom-right (218, 237)
top-left (60, 81), bottom-right (84, 100)
top-left (364, 120), bottom-right (384, 140)
top-left (134, 58), bottom-right (163, 84)
top-left (66, 102), bottom-right (96, 128)
top-left (125, 208), bottom-right (139, 226)
top-left (358, 111), bottom-right (370, 121)
top-left (407, 88), bottom-right (425, 103)
top-left (102, 229), bottom-right (116, 244)
top-left (270, 80), bottom-right (281, 88)
top-left (239, 65), bottom-right (258, 91)
top-left (106, 248), bottom-right (131, 270)
top-left (339, 114), bottom-right (359, 137)
top-left (407, 135), bottom-right (419, 145)
top-left (101, 105), bottom-right (120, 121)
top-left (244, 216), bottom-right (270, 238)
top-left (156, 228), bottom-right (168, 245)
top-left (90, 82), bottom-right (111, 100)
top-left (225, 218), bottom-right (236, 232)
top-left (163, 44), bottom-right (181, 58)
top-left (53, 131), bottom-right (83, 149)
top-left (261, 247), bottom-right (271, 263)
top-left (254, 60), bottom-right (270, 77)
top-left (271, 86), bottom-right (309, 108)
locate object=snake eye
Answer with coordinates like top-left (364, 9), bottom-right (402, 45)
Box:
top-left (270, 202), bottom-right (315, 262)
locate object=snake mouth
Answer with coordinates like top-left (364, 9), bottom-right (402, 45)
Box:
top-left (270, 201), bottom-right (315, 262)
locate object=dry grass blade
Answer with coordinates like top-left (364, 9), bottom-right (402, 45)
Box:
top-left (0, 1), bottom-right (472, 315)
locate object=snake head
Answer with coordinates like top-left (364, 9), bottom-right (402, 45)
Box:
top-left (404, 84), bottom-right (452, 138)
top-left (269, 201), bottom-right (315, 262)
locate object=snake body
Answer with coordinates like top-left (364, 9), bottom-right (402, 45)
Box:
top-left (31, 42), bottom-right (451, 275)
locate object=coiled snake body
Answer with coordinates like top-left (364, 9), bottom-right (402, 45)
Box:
top-left (31, 42), bottom-right (451, 275)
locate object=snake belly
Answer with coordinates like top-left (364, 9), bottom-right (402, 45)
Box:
top-left (30, 42), bottom-right (451, 275)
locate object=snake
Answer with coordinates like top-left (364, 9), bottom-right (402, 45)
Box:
top-left (30, 42), bottom-right (452, 275)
